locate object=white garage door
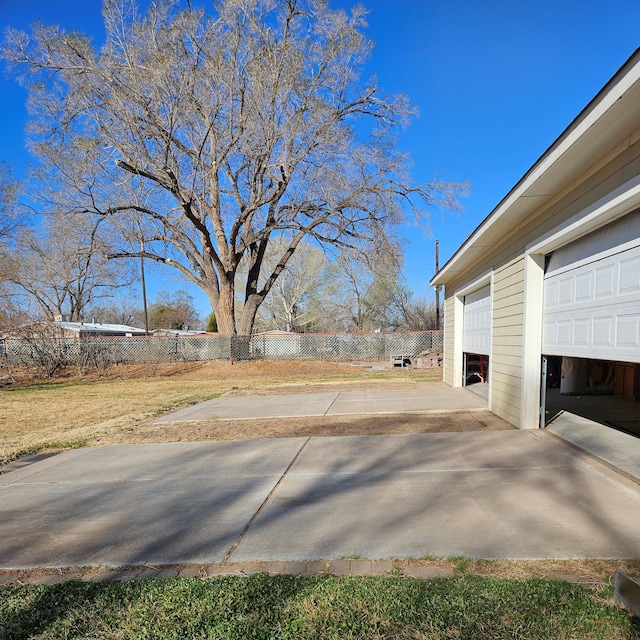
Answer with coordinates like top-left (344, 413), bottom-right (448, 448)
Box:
top-left (463, 285), bottom-right (491, 356)
top-left (543, 210), bottom-right (640, 362)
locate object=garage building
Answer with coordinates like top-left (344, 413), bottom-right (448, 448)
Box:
top-left (431, 48), bottom-right (640, 435)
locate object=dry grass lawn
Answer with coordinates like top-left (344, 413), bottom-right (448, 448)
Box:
top-left (1, 359), bottom-right (484, 466)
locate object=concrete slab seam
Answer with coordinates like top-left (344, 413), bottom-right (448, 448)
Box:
top-left (223, 437), bottom-right (311, 563)
top-left (322, 391), bottom-right (342, 415)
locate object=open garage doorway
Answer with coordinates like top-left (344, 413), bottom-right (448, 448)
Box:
top-left (543, 356), bottom-right (640, 438)
top-left (463, 352), bottom-right (489, 401)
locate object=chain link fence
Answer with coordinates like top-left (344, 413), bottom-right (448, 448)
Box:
top-left (4, 331), bottom-right (442, 371)
top-left (248, 332), bottom-right (442, 361)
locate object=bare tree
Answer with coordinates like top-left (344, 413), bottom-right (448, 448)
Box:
top-left (251, 238), bottom-right (329, 332)
top-left (324, 252), bottom-right (369, 330)
top-left (388, 288), bottom-right (439, 330)
top-left (3, 0), bottom-right (463, 335)
top-left (0, 162), bottom-right (27, 299)
top-left (3, 320), bottom-right (68, 378)
top-left (3, 213), bottom-right (130, 321)
top-left (0, 300), bottom-right (30, 335)
top-left (324, 242), bottom-right (405, 331)
top-left (86, 295), bottom-right (143, 326)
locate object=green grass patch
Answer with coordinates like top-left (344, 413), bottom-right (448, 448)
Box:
top-left (1, 439), bottom-right (91, 466)
top-left (1, 574), bottom-right (638, 639)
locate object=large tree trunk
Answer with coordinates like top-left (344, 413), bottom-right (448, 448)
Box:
top-left (215, 276), bottom-right (236, 335)
top-left (237, 293), bottom-right (263, 337)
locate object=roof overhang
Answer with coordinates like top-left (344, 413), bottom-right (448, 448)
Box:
top-left (431, 48), bottom-right (640, 287)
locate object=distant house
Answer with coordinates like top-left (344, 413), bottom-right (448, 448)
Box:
top-left (431, 48), bottom-right (640, 430)
top-left (54, 321), bottom-right (147, 338)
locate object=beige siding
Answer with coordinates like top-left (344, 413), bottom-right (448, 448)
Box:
top-left (490, 384), bottom-right (522, 425)
top-left (443, 294), bottom-right (455, 386)
top-left (492, 315), bottom-right (524, 332)
top-left (489, 258), bottom-right (525, 426)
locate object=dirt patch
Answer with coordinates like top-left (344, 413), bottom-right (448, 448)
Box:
top-left (71, 361), bottom-right (508, 444)
top-left (98, 411), bottom-right (512, 446)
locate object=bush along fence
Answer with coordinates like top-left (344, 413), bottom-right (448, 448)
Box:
top-left (3, 331), bottom-right (443, 376)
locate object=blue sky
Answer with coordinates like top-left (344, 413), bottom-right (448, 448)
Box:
top-left (2, 0), bottom-right (640, 316)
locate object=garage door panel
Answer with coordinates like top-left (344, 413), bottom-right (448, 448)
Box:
top-left (556, 320), bottom-right (572, 348)
top-left (543, 307), bottom-right (640, 362)
top-left (593, 317), bottom-right (614, 349)
top-left (617, 314), bottom-right (640, 350)
top-left (619, 255), bottom-right (640, 293)
top-left (543, 320), bottom-right (557, 349)
top-left (595, 265), bottom-right (615, 298)
top-left (573, 319), bottom-right (591, 347)
top-left (544, 280), bottom-right (559, 311)
top-left (559, 277), bottom-right (574, 305)
top-left (575, 272), bottom-right (592, 302)
top-left (463, 285), bottom-right (491, 356)
top-left (543, 212), bottom-right (640, 362)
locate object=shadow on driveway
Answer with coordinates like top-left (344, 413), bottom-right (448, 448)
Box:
top-left (1, 430), bottom-right (639, 568)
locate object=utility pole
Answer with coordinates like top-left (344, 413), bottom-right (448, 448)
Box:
top-left (435, 240), bottom-right (441, 330)
top-left (140, 251), bottom-right (149, 335)
top-left (137, 224), bottom-right (149, 335)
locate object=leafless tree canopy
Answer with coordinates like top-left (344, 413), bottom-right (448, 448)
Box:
top-left (250, 238), bottom-right (329, 332)
top-left (3, 0), bottom-right (463, 334)
top-left (3, 213), bottom-right (129, 321)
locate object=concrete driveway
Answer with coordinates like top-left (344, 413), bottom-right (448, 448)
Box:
top-left (152, 384), bottom-right (488, 422)
top-left (2, 430), bottom-right (640, 569)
